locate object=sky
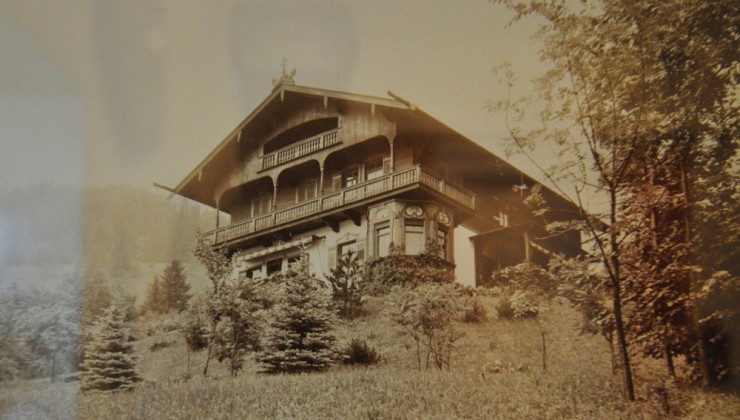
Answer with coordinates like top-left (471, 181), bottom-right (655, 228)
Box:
top-left (0, 0), bottom-right (549, 194)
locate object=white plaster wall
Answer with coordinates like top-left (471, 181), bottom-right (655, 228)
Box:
top-left (453, 225), bottom-right (477, 287)
top-left (233, 217), bottom-right (368, 281)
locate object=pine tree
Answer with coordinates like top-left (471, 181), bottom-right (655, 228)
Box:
top-left (257, 257), bottom-right (336, 373)
top-left (142, 275), bottom-right (166, 314)
top-left (161, 260), bottom-right (191, 312)
top-left (80, 305), bottom-right (141, 392)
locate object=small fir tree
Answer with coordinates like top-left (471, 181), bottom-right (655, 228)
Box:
top-left (80, 305), bottom-right (141, 392)
top-left (161, 260), bottom-right (191, 312)
top-left (257, 257), bottom-right (336, 373)
top-left (327, 251), bottom-right (365, 319)
top-left (142, 275), bottom-right (166, 314)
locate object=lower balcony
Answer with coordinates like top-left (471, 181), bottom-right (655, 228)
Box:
top-left (202, 165), bottom-right (475, 247)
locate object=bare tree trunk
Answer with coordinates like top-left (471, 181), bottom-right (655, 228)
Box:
top-left (203, 341), bottom-right (213, 377)
top-left (665, 340), bottom-right (677, 384)
top-left (535, 319), bottom-right (546, 372)
top-left (610, 191), bottom-right (635, 401)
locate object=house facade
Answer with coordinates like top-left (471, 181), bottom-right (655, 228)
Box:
top-left (171, 74), bottom-right (581, 286)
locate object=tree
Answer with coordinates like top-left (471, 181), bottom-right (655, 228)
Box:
top-left (192, 236), bottom-right (233, 376)
top-left (179, 292), bottom-right (210, 375)
top-left (388, 284), bottom-right (463, 370)
top-left (79, 305), bottom-right (141, 392)
top-left (256, 257), bottom-right (337, 373)
top-left (327, 251), bottom-right (365, 319)
top-left (160, 260), bottom-right (192, 312)
top-left (142, 275), bottom-right (166, 314)
top-left (489, 263), bottom-right (557, 371)
top-left (490, 0), bottom-right (738, 398)
top-left (81, 271), bottom-right (112, 327)
top-left (209, 277), bottom-right (265, 376)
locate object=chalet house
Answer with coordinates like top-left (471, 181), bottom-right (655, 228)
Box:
top-left (171, 73), bottom-right (581, 286)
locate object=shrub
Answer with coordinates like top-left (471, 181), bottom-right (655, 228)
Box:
top-left (462, 298), bottom-right (488, 324)
top-left (496, 297), bottom-right (515, 320)
top-left (366, 244), bottom-right (454, 295)
top-left (388, 284), bottom-right (463, 370)
top-left (148, 340), bottom-right (173, 352)
top-left (341, 339), bottom-right (381, 366)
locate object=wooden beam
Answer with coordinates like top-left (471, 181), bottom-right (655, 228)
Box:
top-left (342, 210), bottom-right (362, 226)
top-left (321, 216), bottom-right (340, 233)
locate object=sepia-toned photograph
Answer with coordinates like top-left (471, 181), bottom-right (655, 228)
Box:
top-left (1, 1), bottom-right (738, 418)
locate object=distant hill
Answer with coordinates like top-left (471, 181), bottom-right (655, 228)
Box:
top-left (0, 184), bottom-right (217, 297)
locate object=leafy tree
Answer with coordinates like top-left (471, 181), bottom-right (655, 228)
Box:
top-left (79, 304), bottom-right (141, 392)
top-left (327, 251), bottom-right (365, 319)
top-left (388, 284), bottom-right (462, 370)
top-left (179, 292), bottom-right (210, 375)
top-left (209, 277), bottom-right (265, 376)
top-left (256, 257), bottom-right (337, 374)
top-left (192, 236), bottom-right (233, 376)
top-left (489, 0), bottom-right (738, 398)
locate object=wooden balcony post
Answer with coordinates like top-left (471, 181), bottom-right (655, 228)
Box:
top-left (319, 163), bottom-right (325, 195)
top-left (387, 136), bottom-right (395, 172)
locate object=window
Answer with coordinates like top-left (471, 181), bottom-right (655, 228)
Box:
top-left (266, 258), bottom-right (282, 276)
top-left (437, 227), bottom-right (448, 259)
top-left (405, 221), bottom-right (425, 255)
top-left (338, 240), bottom-right (357, 256)
top-left (251, 194), bottom-right (272, 218)
top-left (342, 167), bottom-right (360, 188)
top-left (365, 158), bottom-right (384, 181)
top-left (376, 225), bottom-right (391, 258)
top-left (246, 266), bottom-right (263, 280)
top-left (287, 255), bottom-right (303, 268)
top-left (296, 179), bottom-right (317, 203)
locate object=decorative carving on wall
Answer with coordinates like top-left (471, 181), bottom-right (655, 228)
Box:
top-left (375, 207), bottom-right (391, 221)
top-left (404, 205), bottom-right (425, 218)
top-left (436, 210), bottom-right (450, 226)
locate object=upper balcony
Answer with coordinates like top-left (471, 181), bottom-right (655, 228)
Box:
top-left (261, 129), bottom-right (340, 171)
top-left (202, 164), bottom-right (475, 247)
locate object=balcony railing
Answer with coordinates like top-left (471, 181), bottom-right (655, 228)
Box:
top-left (261, 129), bottom-right (340, 170)
top-left (203, 165), bottom-right (475, 245)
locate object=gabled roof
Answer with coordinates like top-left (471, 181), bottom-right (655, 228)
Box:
top-left (171, 83), bottom-right (410, 200)
top-left (169, 81), bottom-right (579, 216)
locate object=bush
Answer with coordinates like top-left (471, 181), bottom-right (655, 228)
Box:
top-left (462, 298), bottom-right (488, 324)
top-left (496, 297), bottom-right (515, 320)
top-left (149, 340), bottom-right (173, 352)
top-left (366, 244), bottom-right (454, 295)
top-left (510, 290), bottom-right (539, 319)
top-left (341, 339), bottom-right (381, 366)
top-left (388, 284), bottom-right (463, 370)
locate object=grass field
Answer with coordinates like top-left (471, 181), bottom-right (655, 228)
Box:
top-left (3, 296), bottom-right (738, 419)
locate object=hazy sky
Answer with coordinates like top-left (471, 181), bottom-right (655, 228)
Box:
top-left (0, 0), bottom-right (546, 192)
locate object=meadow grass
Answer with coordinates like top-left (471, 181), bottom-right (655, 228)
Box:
top-left (3, 296), bottom-right (738, 419)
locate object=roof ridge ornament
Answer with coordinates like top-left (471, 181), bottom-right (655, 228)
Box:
top-left (272, 57), bottom-right (296, 89)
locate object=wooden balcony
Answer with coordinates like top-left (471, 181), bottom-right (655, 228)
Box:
top-left (202, 165), bottom-right (475, 246)
top-left (261, 129), bottom-right (340, 170)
